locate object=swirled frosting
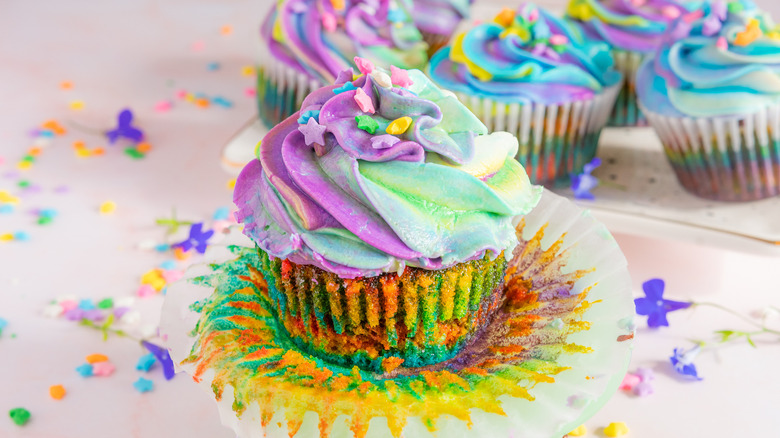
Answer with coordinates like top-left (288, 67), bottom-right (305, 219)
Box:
top-left (637, 0), bottom-right (780, 117)
top-left (413, 0), bottom-right (473, 37)
top-left (566, 0), bottom-right (691, 53)
top-left (261, 0), bottom-right (428, 84)
top-left (235, 64), bottom-right (542, 278)
top-left (428, 4), bottom-right (622, 105)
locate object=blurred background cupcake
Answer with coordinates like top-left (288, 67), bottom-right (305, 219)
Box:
top-left (637, 0), bottom-right (780, 202)
top-left (413, 0), bottom-right (474, 56)
top-left (566, 0), bottom-right (691, 126)
top-left (429, 3), bottom-right (622, 186)
top-left (258, 0), bottom-right (429, 128)
top-left (235, 63), bottom-right (542, 370)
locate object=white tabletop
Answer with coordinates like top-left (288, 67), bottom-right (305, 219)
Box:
top-left (1, 1), bottom-right (779, 437)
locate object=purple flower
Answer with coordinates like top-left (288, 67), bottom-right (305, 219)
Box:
top-left (172, 222), bottom-right (213, 254)
top-left (141, 340), bottom-right (176, 380)
top-left (106, 109), bottom-right (144, 144)
top-left (634, 278), bottom-right (691, 328)
top-left (670, 345), bottom-right (703, 380)
top-left (571, 157), bottom-right (601, 200)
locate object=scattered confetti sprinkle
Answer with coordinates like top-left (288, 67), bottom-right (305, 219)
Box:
top-left (207, 61), bottom-right (220, 71)
top-left (154, 100), bottom-right (172, 112)
top-left (76, 364), bottom-right (94, 377)
top-left (49, 385), bottom-right (66, 400)
top-left (333, 81), bottom-right (357, 94)
top-left (241, 66), bottom-right (255, 76)
top-left (99, 201), bottom-right (116, 215)
top-left (244, 87), bottom-right (256, 97)
top-left (133, 377), bottom-right (154, 393)
top-left (0, 317), bottom-right (7, 336)
top-left (568, 425), bottom-right (587, 436)
top-left (60, 81), bottom-right (73, 90)
top-left (604, 422), bottom-right (630, 437)
top-left (69, 100), bottom-right (85, 110)
top-left (8, 408), bottom-right (31, 426)
top-left (136, 353), bottom-right (156, 372)
top-left (353, 56), bottom-right (374, 75)
top-left (191, 40), bottom-right (205, 51)
top-left (353, 87), bottom-right (375, 114)
top-left (298, 117), bottom-right (327, 145)
top-left (390, 65), bottom-right (413, 87)
top-left (220, 25), bottom-right (233, 35)
top-left (86, 354), bottom-right (108, 364)
top-left (619, 373), bottom-right (640, 390)
top-left (92, 361), bottom-right (116, 376)
top-left (386, 116), bottom-right (412, 135)
top-left (355, 115), bottom-right (378, 134)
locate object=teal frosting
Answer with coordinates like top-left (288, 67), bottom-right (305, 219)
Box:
top-left (637, 0), bottom-right (780, 118)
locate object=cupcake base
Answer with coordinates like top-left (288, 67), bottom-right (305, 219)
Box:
top-left (609, 49), bottom-right (646, 127)
top-left (161, 190), bottom-right (634, 438)
top-left (641, 103), bottom-right (780, 201)
top-left (420, 30), bottom-right (453, 58)
top-left (456, 83), bottom-right (620, 187)
top-left (257, 56), bottom-right (321, 128)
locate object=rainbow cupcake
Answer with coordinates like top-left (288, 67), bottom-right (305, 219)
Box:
top-left (566, 0), bottom-right (691, 126)
top-left (428, 4), bottom-right (622, 186)
top-left (257, 0), bottom-right (428, 128)
top-left (234, 62), bottom-right (542, 370)
top-left (637, 0), bottom-right (780, 201)
top-left (412, 0), bottom-right (474, 56)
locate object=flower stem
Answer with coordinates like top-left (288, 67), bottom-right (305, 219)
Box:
top-left (79, 318), bottom-right (143, 342)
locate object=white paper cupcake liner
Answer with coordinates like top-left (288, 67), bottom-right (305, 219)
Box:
top-left (160, 190), bottom-right (634, 438)
top-left (641, 102), bottom-right (780, 201)
top-left (257, 47), bottom-right (322, 128)
top-left (456, 83), bottom-right (620, 187)
top-left (609, 49), bottom-right (646, 127)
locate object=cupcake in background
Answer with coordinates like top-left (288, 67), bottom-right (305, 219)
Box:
top-left (235, 62), bottom-right (542, 370)
top-left (413, 0), bottom-right (474, 56)
top-left (258, 0), bottom-right (428, 128)
top-left (429, 4), bottom-right (622, 186)
top-left (637, 0), bottom-right (780, 202)
top-left (566, 0), bottom-right (691, 126)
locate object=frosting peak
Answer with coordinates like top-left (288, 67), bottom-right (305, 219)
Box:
top-left (235, 65), bottom-right (542, 278)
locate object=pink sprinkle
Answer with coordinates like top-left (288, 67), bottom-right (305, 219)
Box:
top-left (161, 270), bottom-right (184, 283)
top-left (60, 300), bottom-right (78, 312)
top-left (353, 88), bottom-right (375, 114)
top-left (662, 5), bottom-right (681, 19)
top-left (244, 87), bottom-right (256, 97)
top-left (631, 0), bottom-right (647, 5)
top-left (175, 89), bottom-right (188, 99)
top-left (682, 9), bottom-right (703, 23)
top-left (528, 8), bottom-right (539, 22)
top-left (322, 12), bottom-right (337, 32)
top-left (633, 381), bottom-right (654, 397)
top-left (212, 220), bottom-right (231, 233)
top-left (716, 36), bottom-right (728, 50)
top-left (390, 65), bottom-right (413, 88)
top-left (354, 57), bottom-right (374, 75)
top-left (136, 284), bottom-right (156, 298)
top-left (191, 40), bottom-right (205, 51)
top-left (619, 373), bottom-right (641, 390)
top-left (92, 361), bottom-right (115, 377)
top-left (549, 34), bottom-right (568, 45)
top-left (154, 100), bottom-right (172, 112)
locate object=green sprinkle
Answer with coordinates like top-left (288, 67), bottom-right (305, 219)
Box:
top-left (124, 148), bottom-right (145, 159)
top-left (9, 408), bottom-right (30, 426)
top-left (553, 44), bottom-right (566, 54)
top-left (17, 180), bottom-right (30, 188)
top-left (355, 115), bottom-right (378, 134)
top-left (22, 155), bottom-right (34, 163)
top-left (97, 298), bottom-right (114, 309)
top-left (37, 216), bottom-right (52, 225)
top-left (728, 1), bottom-right (743, 12)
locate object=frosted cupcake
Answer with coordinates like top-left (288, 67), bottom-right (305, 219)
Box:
top-left (258, 0), bottom-right (429, 128)
top-left (235, 62), bottom-right (542, 370)
top-left (429, 4), bottom-right (622, 186)
top-left (567, 0), bottom-right (691, 126)
top-left (413, 0), bottom-right (474, 56)
top-left (637, 0), bottom-right (780, 201)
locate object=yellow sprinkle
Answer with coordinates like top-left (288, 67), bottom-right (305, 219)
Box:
top-left (568, 425), bottom-right (587, 436)
top-left (49, 384), bottom-right (66, 400)
top-left (185, 93), bottom-right (195, 102)
top-left (69, 100), bottom-right (84, 110)
top-left (17, 161), bottom-right (32, 170)
top-left (0, 233), bottom-right (14, 242)
top-left (220, 25), bottom-right (233, 35)
top-left (330, 0), bottom-right (344, 10)
top-left (60, 81), bottom-right (73, 90)
top-left (0, 191), bottom-right (20, 205)
top-left (75, 148), bottom-right (91, 158)
top-left (227, 178), bottom-right (237, 189)
top-left (241, 66), bottom-right (255, 76)
top-left (99, 201), bottom-right (116, 215)
top-left (735, 18), bottom-right (762, 46)
top-left (604, 422), bottom-right (630, 437)
top-left (386, 117), bottom-right (412, 135)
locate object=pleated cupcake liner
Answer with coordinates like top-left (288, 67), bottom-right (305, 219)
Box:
top-left (161, 190), bottom-right (634, 438)
top-left (641, 102), bottom-right (780, 201)
top-left (420, 30), bottom-right (455, 58)
top-left (255, 248), bottom-right (507, 371)
top-left (456, 82), bottom-right (620, 187)
top-left (257, 54), bottom-right (322, 128)
top-left (609, 49), bottom-right (647, 127)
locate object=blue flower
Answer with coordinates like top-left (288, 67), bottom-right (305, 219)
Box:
top-left (570, 157), bottom-right (601, 200)
top-left (634, 278), bottom-right (692, 328)
top-left (142, 340), bottom-right (176, 380)
top-left (172, 222), bottom-right (213, 254)
top-left (670, 345), bottom-right (703, 380)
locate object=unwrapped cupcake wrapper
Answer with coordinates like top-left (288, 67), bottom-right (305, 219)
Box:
top-left (256, 248), bottom-right (507, 371)
top-left (456, 83), bottom-right (620, 187)
top-left (257, 54), bottom-right (322, 128)
top-left (641, 103), bottom-right (780, 201)
top-left (609, 49), bottom-right (647, 127)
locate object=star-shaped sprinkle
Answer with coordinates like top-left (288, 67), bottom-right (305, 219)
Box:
top-left (136, 353), bottom-right (156, 372)
top-left (702, 14), bottom-right (722, 36)
top-left (355, 115), bottom-right (379, 134)
top-left (549, 34), bottom-right (568, 45)
top-left (528, 8), bottom-right (539, 22)
top-left (370, 134), bottom-right (401, 149)
top-left (371, 70), bottom-right (392, 88)
top-left (106, 109), bottom-right (144, 144)
top-left (297, 110), bottom-right (320, 124)
top-left (711, 0), bottom-right (727, 20)
top-left (353, 88), bottom-right (375, 114)
top-left (354, 57), bottom-right (374, 75)
top-left (716, 36), bottom-right (728, 50)
top-left (333, 81), bottom-right (357, 94)
top-left (390, 65), bottom-right (413, 88)
top-left (172, 222), bottom-right (213, 254)
top-left (298, 117), bottom-right (327, 145)
top-left (133, 377), bottom-right (154, 393)
top-left (386, 116), bottom-right (412, 135)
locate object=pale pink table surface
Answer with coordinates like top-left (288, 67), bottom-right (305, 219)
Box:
top-left (1, 1), bottom-right (779, 437)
